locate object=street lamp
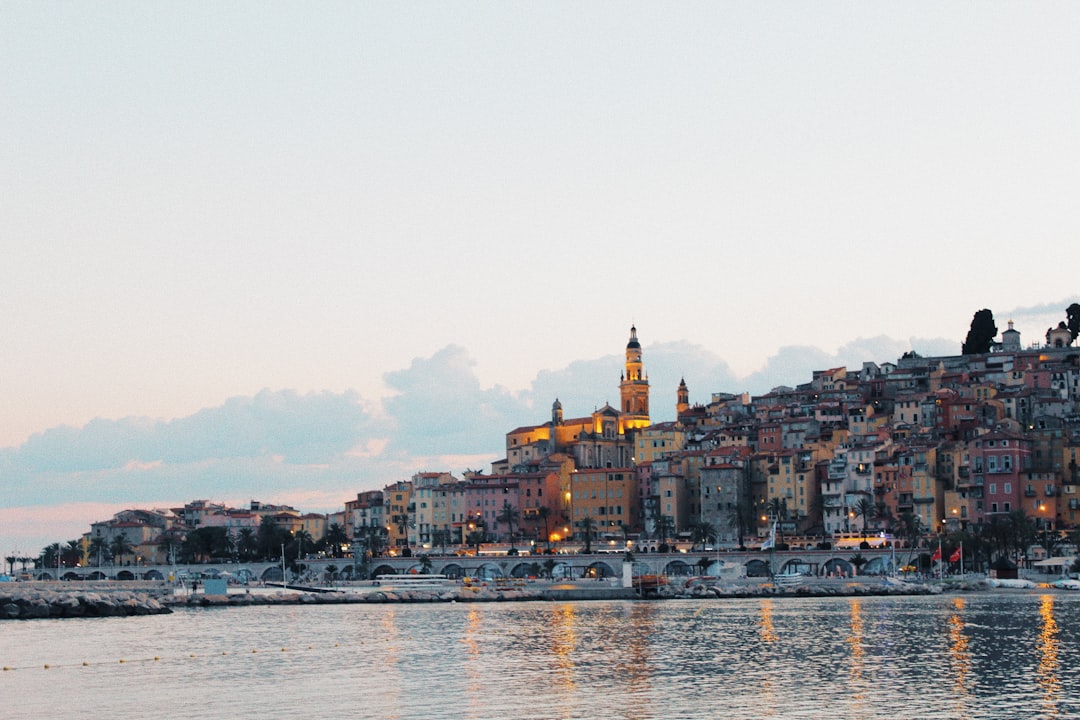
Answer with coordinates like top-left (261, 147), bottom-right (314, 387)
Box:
top-left (565, 491), bottom-right (574, 540)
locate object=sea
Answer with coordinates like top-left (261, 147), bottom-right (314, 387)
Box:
top-left (2, 591), bottom-right (1078, 719)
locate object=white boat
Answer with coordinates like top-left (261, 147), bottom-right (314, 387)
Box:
top-left (987, 578), bottom-right (1037, 589)
top-left (1050, 578), bottom-right (1080, 591)
top-left (373, 573), bottom-right (453, 589)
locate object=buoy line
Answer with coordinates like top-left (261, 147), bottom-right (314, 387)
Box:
top-left (0, 639), bottom-right (368, 672)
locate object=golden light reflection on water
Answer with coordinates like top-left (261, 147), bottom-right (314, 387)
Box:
top-left (757, 600), bottom-right (777, 716)
top-left (946, 596), bottom-right (971, 717)
top-left (461, 607), bottom-right (484, 720)
top-left (549, 604), bottom-right (578, 696)
top-left (759, 599), bottom-right (777, 643)
top-left (620, 603), bottom-right (658, 720)
top-left (846, 599), bottom-right (866, 713)
top-left (379, 607), bottom-right (401, 720)
top-left (1037, 594), bottom-right (1061, 718)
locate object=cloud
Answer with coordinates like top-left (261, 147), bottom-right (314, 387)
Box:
top-left (1006, 297), bottom-right (1080, 320)
top-left (1, 331), bottom-right (959, 555)
top-left (6, 388), bottom-right (375, 476)
top-left (381, 345), bottom-right (530, 456)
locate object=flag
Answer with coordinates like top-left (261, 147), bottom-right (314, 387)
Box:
top-left (761, 521), bottom-right (776, 551)
top-left (931, 547), bottom-right (942, 562)
top-left (949, 547), bottom-right (962, 563)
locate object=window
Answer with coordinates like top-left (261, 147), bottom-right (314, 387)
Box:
top-left (1004, 483), bottom-right (1011, 494)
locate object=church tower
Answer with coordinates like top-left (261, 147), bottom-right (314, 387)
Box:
top-left (619, 325), bottom-right (650, 431)
top-left (676, 377), bottom-right (689, 415)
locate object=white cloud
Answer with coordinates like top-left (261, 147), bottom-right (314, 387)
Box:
top-left (1, 332), bottom-right (960, 555)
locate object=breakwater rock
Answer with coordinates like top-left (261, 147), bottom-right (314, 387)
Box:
top-left (658, 578), bottom-right (944, 600)
top-left (0, 583), bottom-right (173, 620)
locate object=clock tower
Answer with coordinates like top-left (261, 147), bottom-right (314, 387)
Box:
top-left (619, 325), bottom-right (650, 432)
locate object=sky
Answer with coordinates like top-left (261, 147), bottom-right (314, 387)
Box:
top-left (2, 3), bottom-right (1079, 558)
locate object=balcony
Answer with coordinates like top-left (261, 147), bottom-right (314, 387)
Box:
top-left (1024, 490), bottom-right (1037, 497)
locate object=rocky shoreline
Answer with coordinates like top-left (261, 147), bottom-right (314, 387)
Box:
top-left (0, 582), bottom-right (173, 620)
top-left (0, 577), bottom-right (1005, 619)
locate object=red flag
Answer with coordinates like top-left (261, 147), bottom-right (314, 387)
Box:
top-left (931, 547), bottom-right (942, 562)
top-left (949, 547), bottom-right (962, 563)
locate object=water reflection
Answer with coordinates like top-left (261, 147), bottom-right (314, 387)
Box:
top-left (378, 607), bottom-right (402, 720)
top-left (550, 604), bottom-right (578, 697)
top-left (621, 603), bottom-right (658, 720)
top-left (1038, 595), bottom-right (1061, 718)
top-left (462, 607), bottom-right (484, 720)
top-left (847, 599), bottom-right (866, 714)
top-left (947, 596), bottom-right (971, 716)
top-left (759, 599), bottom-right (777, 643)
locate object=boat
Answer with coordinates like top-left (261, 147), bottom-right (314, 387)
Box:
top-left (373, 573), bottom-right (454, 589)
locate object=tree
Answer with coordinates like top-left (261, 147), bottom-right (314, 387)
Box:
top-left (962, 309), bottom-right (997, 355)
top-left (689, 521), bottom-right (717, 551)
top-left (40, 543), bottom-right (61, 571)
top-left (392, 514), bottom-right (414, 551)
top-left (542, 558), bottom-right (557, 579)
top-left (1068, 302), bottom-right (1080, 343)
top-left (237, 528), bottom-right (258, 561)
top-left (497, 502), bottom-right (519, 551)
top-left (62, 540), bottom-right (82, 568)
top-left (4, 555), bottom-right (16, 575)
top-left (89, 536), bottom-right (109, 567)
top-left (157, 535), bottom-right (179, 565)
top-left (109, 535), bottom-right (134, 567)
top-left (418, 554), bottom-right (433, 574)
top-left (536, 506), bottom-right (552, 550)
top-left (655, 515), bottom-right (675, 550)
top-left (431, 528), bottom-right (453, 554)
top-left (849, 553), bottom-right (869, 576)
top-left (577, 517), bottom-right (597, 554)
top-left (853, 497), bottom-right (876, 539)
top-left (323, 524), bottom-right (349, 558)
top-left (466, 518), bottom-right (486, 553)
top-left (256, 517), bottom-right (291, 561)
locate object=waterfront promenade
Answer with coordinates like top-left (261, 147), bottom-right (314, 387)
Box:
top-left (29, 547), bottom-right (904, 584)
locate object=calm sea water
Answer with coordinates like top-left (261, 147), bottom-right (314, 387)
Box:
top-left (2, 592), bottom-right (1078, 719)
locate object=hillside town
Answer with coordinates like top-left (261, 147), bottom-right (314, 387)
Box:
top-left (18, 311), bottom-right (1080, 576)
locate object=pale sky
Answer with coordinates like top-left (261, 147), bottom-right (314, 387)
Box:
top-left (2, 3), bottom-right (1079, 555)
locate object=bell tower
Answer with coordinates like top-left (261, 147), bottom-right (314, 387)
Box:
top-left (619, 325), bottom-right (650, 431)
top-left (676, 377), bottom-right (689, 415)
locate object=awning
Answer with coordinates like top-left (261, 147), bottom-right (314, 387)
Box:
top-left (1033, 556), bottom-right (1075, 567)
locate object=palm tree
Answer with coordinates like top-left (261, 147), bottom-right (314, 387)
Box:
top-left (237, 528), bottom-right (258, 561)
top-left (418, 554), bottom-right (433, 574)
top-left (40, 543), bottom-right (61, 571)
top-left (536, 506), bottom-right (552, 550)
top-left (577, 517), bottom-right (597, 554)
top-left (323, 524), bottom-right (349, 558)
top-left (392, 514), bottom-right (414, 552)
top-left (109, 535), bottom-right (134, 567)
top-left (656, 515), bottom-right (675, 550)
top-left (853, 497), bottom-right (876, 539)
top-left (431, 528), bottom-right (452, 554)
top-left (497, 502), bottom-right (519, 551)
top-left (690, 521), bottom-right (717, 551)
top-left (63, 539), bottom-right (82, 568)
top-left (5, 555), bottom-right (16, 575)
top-left (542, 558), bottom-right (557, 579)
top-left (293, 528), bottom-right (315, 560)
top-left (157, 535), bottom-right (178, 565)
top-left (466, 517), bottom-right (487, 553)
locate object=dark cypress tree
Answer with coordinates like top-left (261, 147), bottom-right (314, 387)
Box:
top-left (1067, 303), bottom-right (1080, 343)
top-left (962, 309), bottom-right (998, 354)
